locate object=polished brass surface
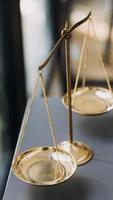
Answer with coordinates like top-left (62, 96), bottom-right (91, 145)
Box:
top-left (38, 12), bottom-right (91, 71)
top-left (64, 22), bottom-right (73, 143)
top-left (62, 87), bottom-right (113, 115)
top-left (12, 147), bottom-right (77, 186)
top-left (58, 141), bottom-right (93, 165)
top-left (71, 15), bottom-right (113, 116)
top-left (12, 12), bottom-right (93, 187)
top-left (59, 15), bottom-right (93, 166)
top-left (37, 12), bottom-right (93, 167)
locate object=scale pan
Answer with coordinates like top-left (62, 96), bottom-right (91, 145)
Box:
top-left (62, 87), bottom-right (113, 115)
top-left (12, 146), bottom-right (77, 186)
top-left (58, 141), bottom-right (93, 165)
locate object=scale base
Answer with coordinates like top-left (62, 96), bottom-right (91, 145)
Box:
top-left (58, 141), bottom-right (93, 165)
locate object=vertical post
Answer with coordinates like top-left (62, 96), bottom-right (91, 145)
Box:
top-left (63, 22), bottom-right (73, 143)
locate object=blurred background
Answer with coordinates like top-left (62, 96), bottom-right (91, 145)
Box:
top-left (0, 0), bottom-right (113, 198)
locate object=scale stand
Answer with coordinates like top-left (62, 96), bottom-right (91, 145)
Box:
top-left (12, 12), bottom-right (93, 187)
top-left (39, 12), bottom-right (93, 165)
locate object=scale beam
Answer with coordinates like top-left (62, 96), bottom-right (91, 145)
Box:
top-left (38, 11), bottom-right (91, 71)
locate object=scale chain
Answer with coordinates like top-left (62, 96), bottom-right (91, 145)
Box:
top-left (73, 18), bottom-right (91, 102)
top-left (12, 75), bottom-right (39, 163)
top-left (90, 17), bottom-right (112, 92)
top-left (39, 72), bottom-right (58, 150)
top-left (73, 16), bottom-right (112, 94)
top-left (39, 72), bottom-right (62, 175)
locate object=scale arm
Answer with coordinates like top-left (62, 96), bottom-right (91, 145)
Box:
top-left (38, 11), bottom-right (91, 71)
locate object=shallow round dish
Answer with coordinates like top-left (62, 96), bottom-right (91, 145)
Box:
top-left (62, 87), bottom-right (113, 115)
top-left (58, 141), bottom-right (93, 165)
top-left (12, 147), bottom-right (77, 186)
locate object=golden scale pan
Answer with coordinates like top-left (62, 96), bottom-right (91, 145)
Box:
top-left (13, 147), bottom-right (77, 186)
top-left (62, 16), bottom-right (113, 116)
top-left (62, 87), bottom-right (113, 115)
top-left (12, 12), bottom-right (97, 186)
top-left (12, 73), bottom-right (77, 186)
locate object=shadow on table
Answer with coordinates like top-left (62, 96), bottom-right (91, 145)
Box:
top-left (28, 175), bottom-right (108, 200)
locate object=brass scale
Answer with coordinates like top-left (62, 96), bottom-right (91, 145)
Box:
top-left (12, 12), bottom-right (113, 186)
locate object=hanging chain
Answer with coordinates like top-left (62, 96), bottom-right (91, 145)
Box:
top-left (12, 75), bottom-right (39, 163)
top-left (73, 18), bottom-right (91, 94)
top-left (39, 71), bottom-right (62, 176)
top-left (72, 18), bottom-right (90, 109)
top-left (90, 17), bottom-right (112, 92)
top-left (39, 71), bottom-right (58, 150)
top-left (82, 48), bottom-right (88, 87)
top-left (82, 19), bottom-right (91, 87)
